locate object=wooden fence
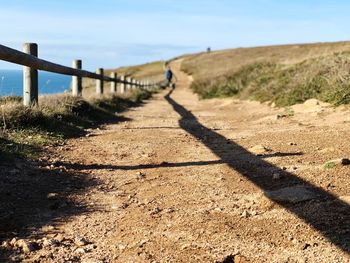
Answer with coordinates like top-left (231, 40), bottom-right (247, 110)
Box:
top-left (0, 43), bottom-right (157, 106)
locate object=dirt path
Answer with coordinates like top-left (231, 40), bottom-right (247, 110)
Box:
top-left (2, 59), bottom-right (350, 262)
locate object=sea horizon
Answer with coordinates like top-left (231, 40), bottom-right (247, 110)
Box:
top-left (0, 69), bottom-right (72, 97)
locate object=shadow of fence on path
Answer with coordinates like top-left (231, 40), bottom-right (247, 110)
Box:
top-left (0, 155), bottom-right (99, 262)
top-left (164, 89), bottom-right (350, 254)
top-left (56, 152), bottom-right (305, 172)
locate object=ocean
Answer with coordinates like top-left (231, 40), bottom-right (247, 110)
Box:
top-left (0, 70), bottom-right (72, 96)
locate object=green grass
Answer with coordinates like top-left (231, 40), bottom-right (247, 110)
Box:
top-left (324, 161), bottom-right (337, 169)
top-left (0, 88), bottom-right (155, 163)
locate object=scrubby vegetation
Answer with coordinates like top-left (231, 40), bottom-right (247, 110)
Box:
top-left (112, 61), bottom-right (165, 83)
top-left (190, 53), bottom-right (350, 106)
top-left (182, 42), bottom-right (350, 107)
top-left (0, 89), bottom-right (154, 161)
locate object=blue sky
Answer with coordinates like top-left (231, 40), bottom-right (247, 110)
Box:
top-left (1, 0), bottom-right (350, 70)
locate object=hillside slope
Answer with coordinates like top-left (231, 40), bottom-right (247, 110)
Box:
top-left (111, 61), bottom-right (165, 83)
top-left (181, 41), bottom-right (350, 106)
top-left (82, 61), bottom-right (165, 96)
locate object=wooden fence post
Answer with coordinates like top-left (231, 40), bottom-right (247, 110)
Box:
top-left (110, 72), bottom-right (117, 93)
top-left (23, 43), bottom-right (38, 106)
top-left (126, 77), bottom-right (131, 91)
top-left (120, 75), bottom-right (125, 94)
top-left (96, 68), bottom-right (104, 95)
top-left (72, 59), bottom-right (82, 97)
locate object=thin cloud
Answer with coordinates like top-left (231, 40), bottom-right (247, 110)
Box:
top-left (1, 1), bottom-right (350, 69)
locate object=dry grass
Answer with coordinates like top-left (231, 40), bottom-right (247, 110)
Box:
top-left (182, 41), bottom-right (350, 81)
top-left (82, 61), bottom-right (166, 95)
top-left (1, 59), bottom-right (162, 161)
top-left (0, 89), bottom-right (153, 130)
top-left (112, 61), bottom-right (165, 83)
top-left (181, 41), bottom-right (350, 106)
top-left (0, 89), bottom-right (154, 161)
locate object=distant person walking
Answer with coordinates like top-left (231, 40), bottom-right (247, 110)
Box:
top-left (165, 65), bottom-right (176, 89)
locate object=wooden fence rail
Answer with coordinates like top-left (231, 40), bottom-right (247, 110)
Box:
top-left (0, 43), bottom-right (157, 106)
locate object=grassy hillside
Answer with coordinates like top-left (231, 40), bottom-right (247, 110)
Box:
top-left (111, 61), bottom-right (165, 83)
top-left (83, 61), bottom-right (166, 95)
top-left (0, 89), bottom-right (153, 162)
top-left (181, 41), bottom-right (350, 106)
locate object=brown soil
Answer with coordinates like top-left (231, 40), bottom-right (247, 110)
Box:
top-left (1, 59), bottom-right (350, 262)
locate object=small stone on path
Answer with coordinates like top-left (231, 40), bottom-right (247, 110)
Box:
top-left (15, 239), bottom-right (36, 254)
top-left (249, 145), bottom-right (271, 155)
top-left (241, 210), bottom-right (250, 218)
top-left (265, 185), bottom-right (318, 203)
top-left (136, 171), bottom-right (146, 179)
top-left (272, 173), bottom-right (281, 180)
top-left (74, 236), bottom-right (88, 247)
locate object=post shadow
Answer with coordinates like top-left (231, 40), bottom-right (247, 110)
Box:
top-left (55, 153), bottom-right (304, 172)
top-left (0, 155), bottom-right (99, 261)
top-left (51, 160), bottom-right (225, 171)
top-left (164, 89), bottom-right (350, 253)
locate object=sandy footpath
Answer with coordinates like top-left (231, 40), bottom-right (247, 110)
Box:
top-left (1, 59), bottom-right (350, 262)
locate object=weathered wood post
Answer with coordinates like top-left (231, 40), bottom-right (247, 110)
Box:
top-left (130, 78), bottom-right (134, 90)
top-left (120, 75), bottom-right (126, 94)
top-left (72, 59), bottom-right (82, 97)
top-left (110, 72), bottom-right (117, 93)
top-left (126, 77), bottom-right (131, 91)
top-left (23, 43), bottom-right (38, 106)
top-left (96, 68), bottom-right (104, 95)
